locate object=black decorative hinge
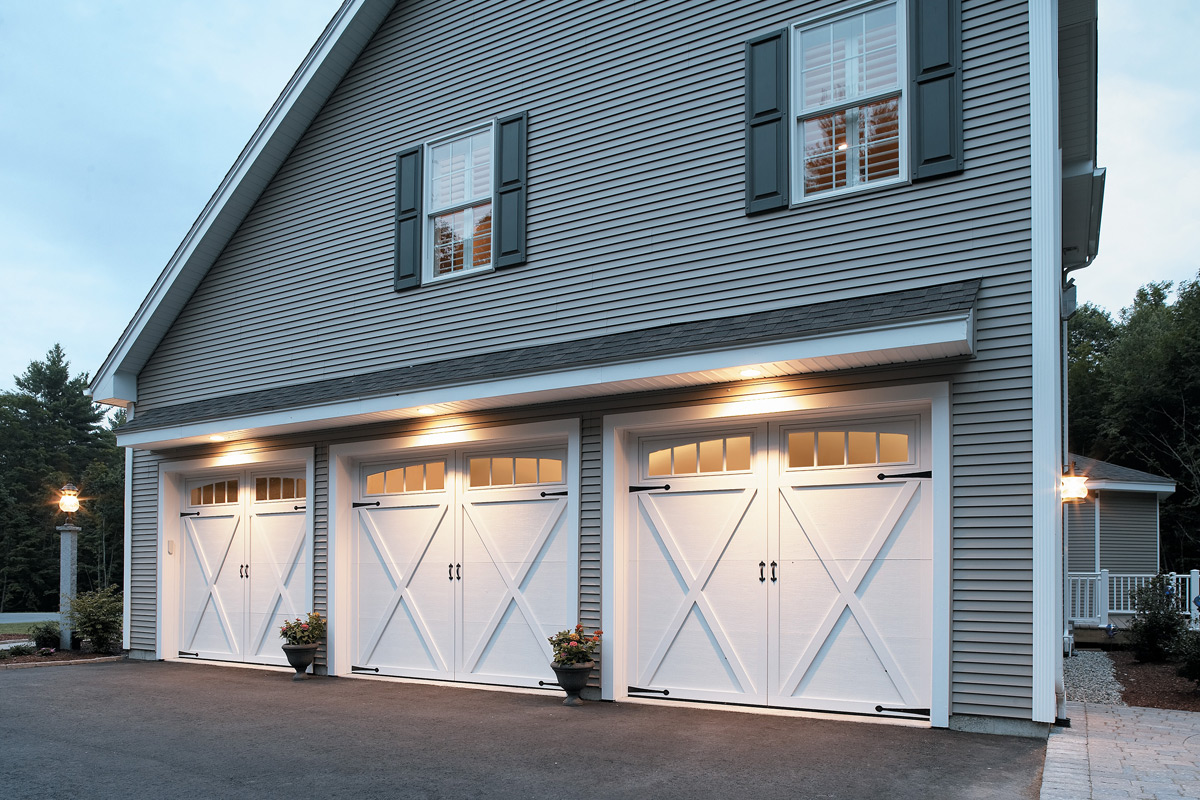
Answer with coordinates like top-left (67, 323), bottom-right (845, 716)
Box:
top-left (876, 471), bottom-right (931, 481)
top-left (351, 665), bottom-right (380, 674)
top-left (540, 490), bottom-right (568, 497)
top-left (178, 650), bottom-right (198, 658)
top-left (537, 680), bottom-right (561, 688)
top-left (629, 484), bottom-right (671, 493)
top-left (352, 501), bottom-right (381, 508)
top-left (293, 505), bottom-right (306, 511)
top-left (628, 686), bottom-right (670, 695)
top-left (180, 511), bottom-right (201, 518)
top-left (874, 705), bottom-right (930, 716)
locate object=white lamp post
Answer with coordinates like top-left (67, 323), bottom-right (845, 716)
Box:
top-left (57, 483), bottom-right (80, 651)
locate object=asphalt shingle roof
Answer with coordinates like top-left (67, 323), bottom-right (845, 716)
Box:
top-left (121, 279), bottom-right (980, 432)
top-left (1068, 453), bottom-right (1173, 485)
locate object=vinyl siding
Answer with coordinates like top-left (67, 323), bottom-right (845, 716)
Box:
top-left (1066, 497), bottom-right (1096, 572)
top-left (125, 0), bottom-right (1040, 721)
top-left (129, 448), bottom-right (163, 654)
top-left (1098, 492), bottom-right (1159, 574)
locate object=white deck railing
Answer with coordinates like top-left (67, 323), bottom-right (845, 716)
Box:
top-left (1067, 570), bottom-right (1200, 628)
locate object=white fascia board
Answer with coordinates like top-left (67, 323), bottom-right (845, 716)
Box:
top-left (115, 312), bottom-right (972, 449)
top-left (88, 0), bottom-right (396, 407)
top-left (1089, 480), bottom-right (1176, 497)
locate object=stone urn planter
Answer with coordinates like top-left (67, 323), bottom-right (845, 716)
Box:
top-left (282, 643), bottom-right (319, 681)
top-left (550, 660), bottom-right (594, 706)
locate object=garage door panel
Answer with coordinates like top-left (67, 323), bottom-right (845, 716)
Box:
top-left (180, 514), bottom-right (243, 661)
top-left (246, 508), bottom-right (309, 666)
top-left (783, 609), bottom-right (907, 710)
top-left (651, 605), bottom-right (749, 695)
top-left (461, 598), bottom-right (550, 682)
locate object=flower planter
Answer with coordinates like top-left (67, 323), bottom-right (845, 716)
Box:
top-left (281, 643), bottom-right (319, 681)
top-left (550, 660), bottom-right (594, 706)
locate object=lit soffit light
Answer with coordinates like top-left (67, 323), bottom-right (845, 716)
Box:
top-left (739, 368), bottom-right (763, 379)
top-left (417, 407), bottom-right (437, 416)
top-left (209, 435), bottom-right (227, 442)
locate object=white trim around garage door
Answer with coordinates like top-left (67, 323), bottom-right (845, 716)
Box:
top-left (326, 418), bottom-right (581, 679)
top-left (156, 446), bottom-right (315, 662)
top-left (601, 383), bottom-right (951, 727)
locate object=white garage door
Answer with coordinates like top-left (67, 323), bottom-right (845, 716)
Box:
top-left (629, 416), bottom-right (932, 717)
top-left (179, 471), bottom-right (310, 666)
top-left (352, 446), bottom-right (575, 688)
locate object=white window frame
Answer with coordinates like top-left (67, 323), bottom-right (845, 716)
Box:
top-left (789, 0), bottom-right (908, 204)
top-left (423, 120), bottom-right (497, 284)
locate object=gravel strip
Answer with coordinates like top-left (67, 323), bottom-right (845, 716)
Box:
top-left (1064, 649), bottom-right (1126, 704)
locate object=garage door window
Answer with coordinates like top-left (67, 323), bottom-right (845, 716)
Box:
top-left (363, 461), bottom-right (446, 495)
top-left (468, 456), bottom-right (563, 488)
top-left (645, 434), bottom-right (753, 478)
top-left (786, 426), bottom-right (910, 469)
top-left (188, 478), bottom-right (239, 506)
top-left (254, 476), bottom-right (306, 502)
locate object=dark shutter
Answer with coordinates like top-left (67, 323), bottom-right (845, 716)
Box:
top-left (909, 0), bottom-right (963, 181)
top-left (494, 112), bottom-right (527, 268)
top-left (745, 29), bottom-right (789, 214)
top-left (394, 145), bottom-right (423, 292)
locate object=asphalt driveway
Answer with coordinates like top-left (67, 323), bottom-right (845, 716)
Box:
top-left (0, 661), bottom-right (1044, 799)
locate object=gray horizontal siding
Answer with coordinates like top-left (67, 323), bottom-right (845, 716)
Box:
top-left (126, 0), bottom-right (1039, 721)
top-left (129, 448), bottom-right (162, 654)
top-left (1067, 497), bottom-right (1096, 572)
top-left (1098, 492), bottom-right (1159, 574)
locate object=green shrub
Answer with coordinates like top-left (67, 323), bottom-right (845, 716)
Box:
top-left (1175, 629), bottom-right (1200, 685)
top-left (65, 585), bottom-right (123, 653)
top-left (1127, 574), bottom-right (1187, 663)
top-left (0, 649), bottom-right (10, 660)
top-left (29, 621), bottom-right (61, 649)
top-left (6, 644), bottom-right (36, 656)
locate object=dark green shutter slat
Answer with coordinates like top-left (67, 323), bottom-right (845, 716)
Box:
top-left (909, 0), bottom-right (963, 181)
top-left (494, 112), bottom-right (527, 268)
top-left (394, 145), bottom-right (423, 291)
top-left (745, 29), bottom-right (789, 215)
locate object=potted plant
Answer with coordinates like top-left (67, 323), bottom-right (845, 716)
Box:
top-left (279, 612), bottom-right (326, 680)
top-left (547, 624), bottom-right (602, 706)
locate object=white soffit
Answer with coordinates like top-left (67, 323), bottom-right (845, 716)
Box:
top-left (1089, 480), bottom-right (1176, 499)
top-left (116, 312), bottom-right (973, 449)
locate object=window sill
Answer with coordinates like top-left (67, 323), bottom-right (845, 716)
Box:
top-left (788, 174), bottom-right (910, 209)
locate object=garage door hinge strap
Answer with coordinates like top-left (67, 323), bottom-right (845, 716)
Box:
top-left (352, 501), bottom-right (381, 508)
top-left (874, 705), bottom-right (930, 716)
top-left (180, 511), bottom-right (200, 518)
top-left (629, 484), bottom-right (671, 493)
top-left (178, 651), bottom-right (198, 658)
top-left (628, 686), bottom-right (670, 695)
top-left (352, 665), bottom-right (380, 674)
top-left (876, 471), bottom-right (931, 481)
top-left (540, 490), bottom-right (568, 497)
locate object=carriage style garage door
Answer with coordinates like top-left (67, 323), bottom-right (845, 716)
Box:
top-left (351, 445), bottom-right (575, 688)
top-left (628, 414), bottom-right (932, 717)
top-left (179, 471), bottom-right (310, 666)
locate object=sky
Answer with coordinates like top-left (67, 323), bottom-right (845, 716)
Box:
top-left (0, 0), bottom-right (1197, 394)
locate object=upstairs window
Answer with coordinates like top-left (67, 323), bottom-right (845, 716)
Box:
top-left (428, 126), bottom-right (494, 280)
top-left (794, 2), bottom-right (903, 200)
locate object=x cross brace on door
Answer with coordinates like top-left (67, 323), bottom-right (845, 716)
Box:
top-left (182, 515), bottom-right (241, 656)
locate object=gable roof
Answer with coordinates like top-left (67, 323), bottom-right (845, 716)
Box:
top-left (1068, 453), bottom-right (1175, 497)
top-left (88, 0), bottom-right (397, 407)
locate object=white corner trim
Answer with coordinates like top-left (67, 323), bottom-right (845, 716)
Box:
top-left (89, 0), bottom-right (396, 406)
top-left (1029, 0), bottom-right (1062, 725)
top-left (123, 447), bottom-right (133, 651)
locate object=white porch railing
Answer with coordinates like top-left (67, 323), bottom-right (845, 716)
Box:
top-left (1067, 570), bottom-right (1200, 628)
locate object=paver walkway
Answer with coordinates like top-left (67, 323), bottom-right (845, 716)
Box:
top-left (1042, 701), bottom-right (1200, 799)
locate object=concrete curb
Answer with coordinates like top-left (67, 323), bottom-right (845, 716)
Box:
top-left (2, 656), bottom-right (124, 670)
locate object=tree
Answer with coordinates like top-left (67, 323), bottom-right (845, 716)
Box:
top-left (0, 345), bottom-right (123, 611)
top-left (1066, 302), bottom-right (1118, 459)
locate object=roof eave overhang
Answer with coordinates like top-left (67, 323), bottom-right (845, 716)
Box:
top-left (1088, 479), bottom-right (1176, 499)
top-left (88, 0), bottom-right (397, 408)
top-left (115, 310), bottom-right (973, 449)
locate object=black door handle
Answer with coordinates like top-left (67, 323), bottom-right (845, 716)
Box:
top-left (770, 561), bottom-right (777, 582)
top-left (759, 561), bottom-right (766, 583)
top-left (244, 564), bottom-right (248, 578)
top-left (448, 563), bottom-right (454, 581)
top-left (456, 563), bottom-right (462, 580)
top-left (239, 564), bottom-right (243, 578)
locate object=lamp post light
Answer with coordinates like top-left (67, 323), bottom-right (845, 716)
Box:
top-left (57, 483), bottom-right (81, 651)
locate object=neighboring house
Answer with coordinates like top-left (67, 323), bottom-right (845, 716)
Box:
top-left (89, 0), bottom-right (1104, 736)
top-left (1064, 453), bottom-right (1187, 630)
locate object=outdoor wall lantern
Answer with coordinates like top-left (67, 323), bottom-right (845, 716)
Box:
top-left (58, 482), bottom-right (80, 514)
top-left (1060, 472), bottom-right (1088, 501)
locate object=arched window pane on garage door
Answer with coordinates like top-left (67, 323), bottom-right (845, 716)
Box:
top-left (363, 461), bottom-right (446, 495)
top-left (468, 456), bottom-right (563, 488)
top-left (645, 434), bottom-right (752, 477)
